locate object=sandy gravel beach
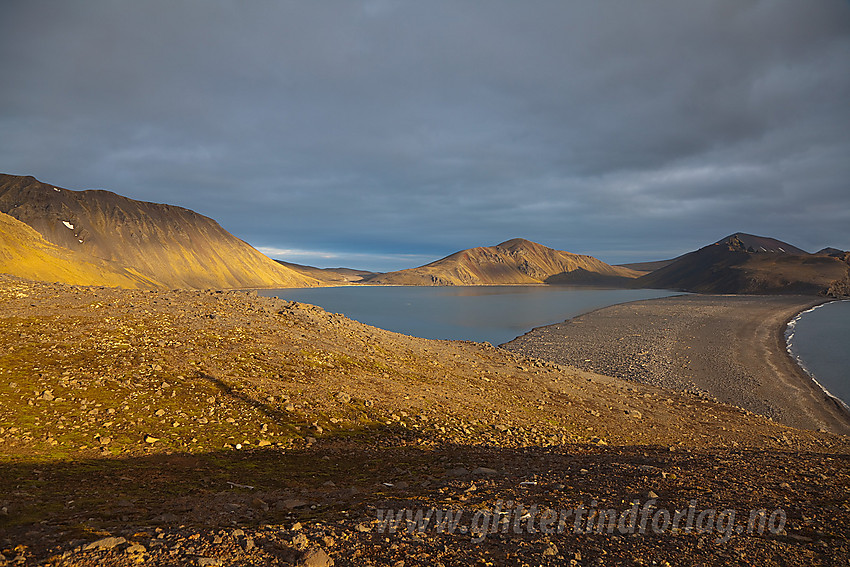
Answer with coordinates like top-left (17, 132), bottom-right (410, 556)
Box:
top-left (504, 295), bottom-right (850, 435)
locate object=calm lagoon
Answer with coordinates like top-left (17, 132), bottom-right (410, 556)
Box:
top-left (258, 285), bottom-right (680, 346)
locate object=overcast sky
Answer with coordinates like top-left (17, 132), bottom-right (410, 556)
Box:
top-left (2, 1), bottom-right (849, 270)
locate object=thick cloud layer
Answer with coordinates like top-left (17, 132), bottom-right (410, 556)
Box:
top-left (2, 1), bottom-right (848, 270)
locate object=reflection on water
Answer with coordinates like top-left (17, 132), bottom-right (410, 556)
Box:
top-left (258, 285), bottom-right (679, 345)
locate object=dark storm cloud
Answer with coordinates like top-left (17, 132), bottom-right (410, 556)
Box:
top-left (2, 1), bottom-right (849, 270)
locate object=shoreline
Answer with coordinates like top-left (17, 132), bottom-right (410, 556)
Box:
top-left (504, 294), bottom-right (850, 435)
top-left (256, 285), bottom-right (850, 427)
top-left (785, 300), bottom-right (850, 412)
top-left (765, 298), bottom-right (850, 433)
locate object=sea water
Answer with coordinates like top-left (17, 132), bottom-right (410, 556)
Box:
top-left (258, 285), bottom-right (679, 346)
top-left (786, 300), bottom-right (850, 408)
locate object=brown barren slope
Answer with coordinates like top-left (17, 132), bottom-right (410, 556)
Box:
top-left (368, 238), bottom-right (643, 285)
top-left (0, 211), bottom-right (159, 288)
top-left (0, 173), bottom-right (319, 289)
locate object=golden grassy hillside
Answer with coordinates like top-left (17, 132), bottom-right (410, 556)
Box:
top-left (368, 238), bottom-right (644, 285)
top-left (0, 174), bottom-right (318, 289)
top-left (0, 211), bottom-right (159, 288)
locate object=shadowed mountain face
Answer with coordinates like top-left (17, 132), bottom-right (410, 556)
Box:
top-left (617, 259), bottom-right (677, 272)
top-left (817, 247), bottom-right (848, 258)
top-left (0, 174), bottom-right (318, 289)
top-left (365, 238), bottom-right (644, 286)
top-left (636, 233), bottom-right (850, 295)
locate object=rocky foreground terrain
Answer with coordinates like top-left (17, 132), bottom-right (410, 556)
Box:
top-left (1, 275), bottom-right (848, 566)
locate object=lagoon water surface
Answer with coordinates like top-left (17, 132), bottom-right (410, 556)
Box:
top-left (258, 285), bottom-right (679, 345)
top-left (786, 300), bottom-right (850, 408)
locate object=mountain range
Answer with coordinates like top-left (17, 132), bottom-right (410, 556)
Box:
top-left (1, 173), bottom-right (848, 296)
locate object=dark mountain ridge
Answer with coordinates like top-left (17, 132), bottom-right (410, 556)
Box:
top-left (635, 233), bottom-right (849, 296)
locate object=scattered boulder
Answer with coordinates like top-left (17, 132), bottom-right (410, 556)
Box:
top-left (472, 467), bottom-right (499, 476)
top-left (334, 392), bottom-right (351, 403)
top-left (82, 536), bottom-right (126, 551)
top-left (125, 544), bottom-right (146, 555)
top-left (291, 532), bottom-right (309, 550)
top-left (298, 546), bottom-right (334, 566)
top-left (280, 498), bottom-right (310, 509)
